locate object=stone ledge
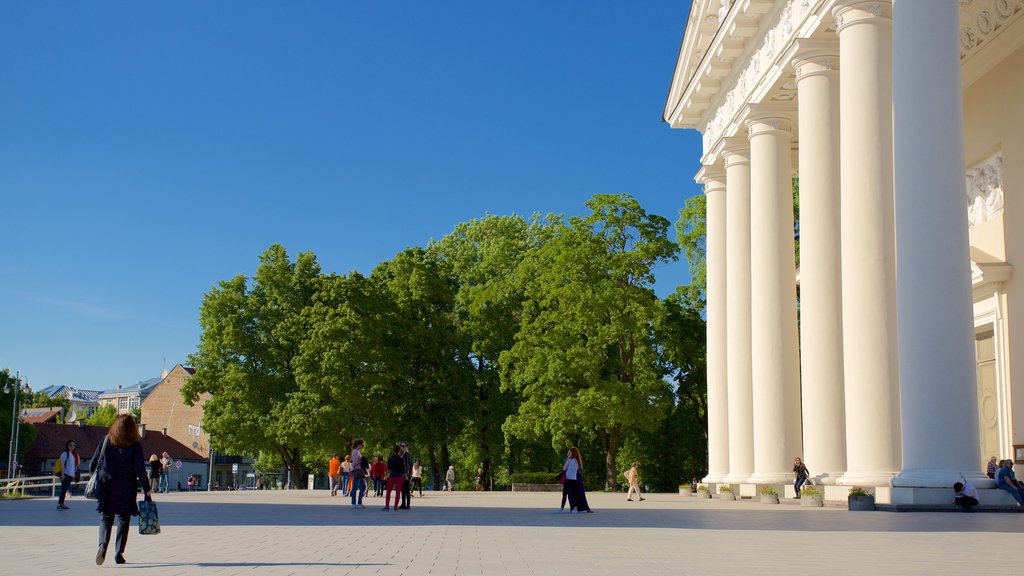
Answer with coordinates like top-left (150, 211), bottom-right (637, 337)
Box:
top-left (511, 483), bottom-right (562, 492)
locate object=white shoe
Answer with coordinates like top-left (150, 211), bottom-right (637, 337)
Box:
top-left (570, 509), bottom-right (577, 514)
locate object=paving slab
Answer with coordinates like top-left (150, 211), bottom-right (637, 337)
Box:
top-left (1, 489), bottom-right (1021, 575)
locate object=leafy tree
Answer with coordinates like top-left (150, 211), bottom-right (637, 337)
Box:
top-left (23, 390), bottom-right (71, 423)
top-left (183, 244), bottom-right (321, 488)
top-left (501, 194), bottom-right (678, 489)
top-left (674, 194), bottom-right (706, 312)
top-left (0, 370), bottom-right (37, 472)
top-left (84, 404), bottom-right (119, 428)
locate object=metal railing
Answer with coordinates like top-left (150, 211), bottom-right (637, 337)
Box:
top-left (1, 473), bottom-right (92, 497)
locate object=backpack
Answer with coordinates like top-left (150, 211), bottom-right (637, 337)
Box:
top-left (53, 455), bottom-right (63, 477)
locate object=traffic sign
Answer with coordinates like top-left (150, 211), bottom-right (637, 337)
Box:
top-left (175, 460), bottom-right (182, 469)
top-left (232, 463), bottom-right (239, 473)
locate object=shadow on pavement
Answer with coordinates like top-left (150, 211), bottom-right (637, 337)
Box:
top-left (2, 499), bottom-right (1021, 533)
top-left (118, 563), bottom-right (389, 569)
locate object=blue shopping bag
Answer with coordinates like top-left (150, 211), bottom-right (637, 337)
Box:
top-left (138, 497), bottom-right (161, 535)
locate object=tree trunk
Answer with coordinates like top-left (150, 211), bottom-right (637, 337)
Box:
top-left (604, 428), bottom-right (621, 490)
top-left (427, 444), bottom-right (440, 490)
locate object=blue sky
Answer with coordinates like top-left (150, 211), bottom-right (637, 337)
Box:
top-left (0, 1), bottom-right (703, 392)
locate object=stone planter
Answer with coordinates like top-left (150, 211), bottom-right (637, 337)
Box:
top-left (848, 494), bottom-right (875, 511)
top-left (718, 491), bottom-right (736, 501)
top-left (679, 487), bottom-right (691, 495)
top-left (760, 493), bottom-right (780, 504)
top-left (800, 493), bottom-right (824, 507)
top-left (696, 489), bottom-right (711, 499)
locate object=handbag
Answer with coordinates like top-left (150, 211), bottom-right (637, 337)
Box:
top-left (557, 472), bottom-right (566, 484)
top-left (138, 496), bottom-right (161, 535)
top-left (84, 436), bottom-right (109, 500)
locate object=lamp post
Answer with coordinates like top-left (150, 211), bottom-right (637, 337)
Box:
top-left (5, 372), bottom-right (25, 481)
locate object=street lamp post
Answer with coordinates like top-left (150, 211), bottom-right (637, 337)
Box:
top-left (5, 372), bottom-right (25, 482)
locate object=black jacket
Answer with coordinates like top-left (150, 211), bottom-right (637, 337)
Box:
top-left (90, 436), bottom-right (150, 516)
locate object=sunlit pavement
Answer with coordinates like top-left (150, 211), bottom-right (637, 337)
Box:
top-left (1, 488), bottom-right (1020, 575)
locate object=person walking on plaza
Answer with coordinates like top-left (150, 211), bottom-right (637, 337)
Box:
top-left (57, 440), bottom-right (77, 510)
top-left (411, 460), bottom-right (423, 496)
top-left (953, 481), bottom-right (979, 512)
top-left (384, 445), bottom-right (406, 511)
top-left (995, 459), bottom-right (1024, 506)
top-left (160, 452), bottom-right (172, 493)
top-left (793, 457), bottom-right (810, 499)
top-left (328, 453), bottom-right (343, 497)
top-left (350, 439), bottom-right (367, 508)
top-left (91, 414), bottom-right (152, 565)
top-left (625, 462), bottom-right (644, 502)
top-left (370, 456), bottom-right (386, 497)
top-left (562, 448), bottom-right (579, 513)
top-left (445, 465), bottom-right (455, 492)
top-left (147, 455), bottom-right (162, 494)
top-left (341, 455), bottom-right (352, 497)
top-left (475, 468), bottom-right (484, 491)
top-left (398, 443), bottom-right (413, 509)
top-left (573, 448), bottom-right (593, 513)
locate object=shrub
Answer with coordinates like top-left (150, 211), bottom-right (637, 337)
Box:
top-left (509, 471), bottom-right (561, 485)
top-left (848, 487), bottom-right (872, 497)
top-left (696, 484), bottom-right (710, 492)
top-left (719, 484), bottom-right (733, 492)
top-left (801, 486), bottom-right (821, 496)
top-left (759, 486), bottom-right (778, 495)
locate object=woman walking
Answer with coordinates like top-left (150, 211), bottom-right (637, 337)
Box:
top-left (384, 445), bottom-right (406, 511)
top-left (411, 461), bottom-right (423, 496)
top-left (793, 457), bottom-right (810, 499)
top-left (148, 455), bottom-right (162, 494)
top-left (625, 462), bottom-right (644, 502)
top-left (90, 415), bottom-right (151, 565)
top-left (445, 465), bottom-right (455, 492)
top-left (574, 448), bottom-right (593, 513)
top-left (56, 441), bottom-right (77, 510)
top-left (562, 448), bottom-right (580, 513)
top-left (341, 455), bottom-right (352, 497)
top-left (371, 456), bottom-right (387, 497)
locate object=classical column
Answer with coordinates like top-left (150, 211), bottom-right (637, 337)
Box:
top-left (834, 0), bottom-right (902, 486)
top-left (698, 165), bottom-right (729, 484)
top-left (745, 107), bottom-right (803, 485)
top-left (792, 42), bottom-right (846, 484)
top-left (721, 139), bottom-right (754, 485)
top-left (892, 0), bottom-right (984, 487)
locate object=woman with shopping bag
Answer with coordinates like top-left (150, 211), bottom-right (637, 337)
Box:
top-left (89, 414), bottom-right (152, 566)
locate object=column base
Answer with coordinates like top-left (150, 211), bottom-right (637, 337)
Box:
top-left (892, 468), bottom-right (990, 489)
top-left (745, 472), bottom-right (794, 485)
top-left (702, 473), bottom-right (728, 484)
top-left (837, 470), bottom-right (898, 487)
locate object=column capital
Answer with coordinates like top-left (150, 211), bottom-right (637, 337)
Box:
top-left (744, 104), bottom-right (796, 137)
top-left (722, 137), bottom-right (751, 167)
top-left (833, 1), bottom-right (892, 34)
top-left (791, 39), bottom-right (840, 80)
top-left (696, 164), bottom-right (727, 187)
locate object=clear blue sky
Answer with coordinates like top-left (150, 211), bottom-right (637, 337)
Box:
top-left (0, 1), bottom-right (703, 392)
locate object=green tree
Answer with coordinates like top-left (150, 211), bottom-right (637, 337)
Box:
top-left (674, 194), bottom-right (706, 312)
top-left (23, 390), bottom-right (71, 423)
top-left (183, 244), bottom-right (321, 488)
top-left (501, 194), bottom-right (678, 489)
top-left (0, 370), bottom-right (38, 472)
top-left (84, 404), bottom-right (119, 428)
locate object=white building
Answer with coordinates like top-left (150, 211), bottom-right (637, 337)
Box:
top-left (35, 385), bottom-right (102, 420)
top-left (98, 377), bottom-right (162, 415)
top-left (665, 0), bottom-right (1022, 505)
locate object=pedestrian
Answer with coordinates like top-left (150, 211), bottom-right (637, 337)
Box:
top-left (90, 414), bottom-right (152, 565)
top-left (371, 456), bottom-right (387, 497)
top-left (995, 459), bottom-right (1024, 506)
top-left (399, 442), bottom-right (412, 509)
top-left (411, 460), bottom-right (423, 496)
top-left (72, 446), bottom-right (82, 487)
top-left (160, 452), bottom-right (172, 493)
top-left (625, 462), bottom-right (644, 502)
top-left (341, 455), bottom-right (352, 497)
top-left (328, 453), bottom-right (342, 497)
top-left (187, 474), bottom-right (196, 492)
top-left (147, 455), bottom-right (162, 494)
top-left (474, 468), bottom-right (484, 491)
top-left (953, 481), bottom-right (979, 512)
top-left (793, 457), bottom-right (810, 499)
top-left (384, 445), bottom-right (406, 511)
top-left (349, 439), bottom-right (367, 509)
top-left (562, 448), bottom-right (579, 513)
top-left (574, 448), bottom-right (593, 513)
top-left (56, 440), bottom-right (77, 510)
top-left (445, 465), bottom-right (455, 492)
top-left (987, 456), bottom-right (998, 479)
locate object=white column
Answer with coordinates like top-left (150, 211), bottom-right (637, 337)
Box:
top-left (834, 0), bottom-right (902, 486)
top-left (892, 0), bottom-right (984, 487)
top-left (699, 165), bottom-right (730, 484)
top-left (745, 107), bottom-right (803, 485)
top-left (792, 42), bottom-right (846, 484)
top-left (722, 139), bottom-right (754, 485)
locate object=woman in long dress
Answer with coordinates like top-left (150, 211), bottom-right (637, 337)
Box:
top-left (90, 415), bottom-right (151, 565)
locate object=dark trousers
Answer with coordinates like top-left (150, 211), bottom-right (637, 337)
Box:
top-left (575, 472), bottom-right (590, 512)
top-left (564, 479), bottom-right (578, 510)
top-left (372, 477), bottom-right (384, 496)
top-left (411, 477), bottom-right (422, 496)
top-left (794, 477), bottom-right (807, 497)
top-left (400, 476), bottom-right (411, 508)
top-left (955, 495), bottom-right (979, 511)
top-left (58, 474), bottom-right (72, 506)
top-left (99, 512), bottom-right (130, 555)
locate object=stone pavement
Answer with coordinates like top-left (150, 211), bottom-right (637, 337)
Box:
top-left (1, 489), bottom-right (1021, 576)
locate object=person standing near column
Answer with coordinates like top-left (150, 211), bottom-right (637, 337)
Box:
top-left (57, 441), bottom-right (77, 510)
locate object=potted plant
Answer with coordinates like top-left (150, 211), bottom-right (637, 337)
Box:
top-left (800, 486), bottom-right (823, 507)
top-left (679, 484), bottom-right (690, 495)
top-left (759, 485), bottom-right (779, 504)
top-left (847, 487), bottom-right (875, 511)
top-left (718, 484), bottom-right (736, 501)
top-left (696, 484), bottom-right (711, 499)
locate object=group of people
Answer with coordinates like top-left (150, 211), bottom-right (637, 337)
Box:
top-left (329, 439), bottom-right (422, 510)
top-left (146, 452), bottom-right (174, 493)
top-left (559, 447), bottom-right (593, 513)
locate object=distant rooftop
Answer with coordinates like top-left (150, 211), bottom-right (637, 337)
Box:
top-left (99, 376), bottom-right (163, 398)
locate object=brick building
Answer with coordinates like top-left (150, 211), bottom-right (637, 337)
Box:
top-left (140, 365), bottom-right (209, 459)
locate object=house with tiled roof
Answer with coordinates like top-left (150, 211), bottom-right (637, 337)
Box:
top-left (35, 385), bottom-right (102, 420)
top-left (19, 407), bottom-right (63, 424)
top-left (98, 377), bottom-right (161, 415)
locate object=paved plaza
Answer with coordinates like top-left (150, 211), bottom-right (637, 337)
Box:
top-left (1, 489), bottom-right (1021, 575)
